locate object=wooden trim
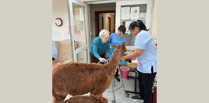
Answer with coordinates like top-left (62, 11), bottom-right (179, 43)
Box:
top-left (114, 13), bottom-right (115, 32)
top-left (94, 12), bottom-right (99, 37)
top-left (102, 17), bottom-right (104, 29)
top-left (108, 17), bottom-right (111, 34)
top-left (95, 10), bottom-right (115, 14)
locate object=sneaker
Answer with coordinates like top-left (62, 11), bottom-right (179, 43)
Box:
top-left (132, 96), bottom-right (144, 101)
top-left (114, 76), bottom-right (120, 82)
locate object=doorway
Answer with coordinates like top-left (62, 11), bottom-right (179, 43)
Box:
top-left (89, 3), bottom-right (116, 41)
top-left (94, 10), bottom-right (115, 37)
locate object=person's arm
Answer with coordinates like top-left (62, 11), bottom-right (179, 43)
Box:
top-left (121, 32), bottom-right (148, 61)
top-left (106, 41), bottom-right (113, 54)
top-left (52, 40), bottom-right (58, 59)
top-left (121, 49), bottom-right (144, 61)
top-left (109, 33), bottom-right (113, 44)
top-left (92, 38), bottom-right (106, 62)
top-left (92, 42), bottom-right (101, 60)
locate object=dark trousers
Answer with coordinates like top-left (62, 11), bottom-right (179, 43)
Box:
top-left (90, 53), bottom-right (105, 63)
top-left (138, 66), bottom-right (156, 103)
top-left (90, 53), bottom-right (119, 77)
top-left (115, 69), bottom-right (119, 77)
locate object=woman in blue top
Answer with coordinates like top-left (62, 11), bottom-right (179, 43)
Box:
top-left (120, 20), bottom-right (157, 103)
top-left (106, 25), bottom-right (127, 82)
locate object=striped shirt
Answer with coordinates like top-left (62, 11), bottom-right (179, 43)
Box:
top-left (135, 30), bottom-right (157, 73)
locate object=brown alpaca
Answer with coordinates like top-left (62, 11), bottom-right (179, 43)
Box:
top-left (52, 43), bottom-right (127, 103)
top-left (61, 95), bottom-right (108, 103)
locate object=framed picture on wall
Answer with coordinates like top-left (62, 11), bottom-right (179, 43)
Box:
top-left (130, 7), bottom-right (140, 20)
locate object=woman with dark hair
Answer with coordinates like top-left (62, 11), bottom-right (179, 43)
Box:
top-left (106, 25), bottom-right (127, 82)
top-left (120, 20), bottom-right (157, 103)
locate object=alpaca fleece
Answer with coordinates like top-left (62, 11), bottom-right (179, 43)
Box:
top-left (52, 43), bottom-right (127, 103)
top-left (61, 95), bottom-right (108, 103)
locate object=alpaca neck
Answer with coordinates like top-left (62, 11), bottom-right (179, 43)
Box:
top-left (105, 50), bottom-right (123, 76)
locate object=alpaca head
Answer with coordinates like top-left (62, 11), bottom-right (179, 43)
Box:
top-left (111, 42), bottom-right (127, 55)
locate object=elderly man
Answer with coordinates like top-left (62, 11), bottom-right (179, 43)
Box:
top-left (90, 29), bottom-right (113, 63)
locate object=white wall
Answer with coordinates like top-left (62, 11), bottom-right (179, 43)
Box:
top-left (52, 0), bottom-right (70, 41)
top-left (151, 0), bottom-right (157, 42)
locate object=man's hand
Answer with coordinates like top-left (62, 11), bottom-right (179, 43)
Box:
top-left (99, 58), bottom-right (106, 62)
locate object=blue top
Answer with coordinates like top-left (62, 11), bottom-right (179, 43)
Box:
top-left (106, 33), bottom-right (126, 59)
top-left (135, 30), bottom-right (157, 73)
top-left (52, 40), bottom-right (58, 59)
top-left (90, 36), bottom-right (113, 59)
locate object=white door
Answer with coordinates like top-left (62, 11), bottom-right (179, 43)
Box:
top-left (67, 0), bottom-right (90, 63)
top-left (116, 0), bottom-right (154, 51)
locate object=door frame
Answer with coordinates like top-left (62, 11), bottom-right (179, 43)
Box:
top-left (108, 17), bottom-right (111, 34)
top-left (67, 0), bottom-right (90, 63)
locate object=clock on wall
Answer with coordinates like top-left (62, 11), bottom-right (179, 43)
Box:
top-left (55, 18), bottom-right (63, 27)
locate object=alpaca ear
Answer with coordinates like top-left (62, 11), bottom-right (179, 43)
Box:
top-left (111, 45), bottom-right (117, 48)
top-left (123, 42), bottom-right (127, 46)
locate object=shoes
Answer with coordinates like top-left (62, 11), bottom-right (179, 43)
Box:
top-left (114, 76), bottom-right (120, 82)
top-left (132, 96), bottom-right (144, 101)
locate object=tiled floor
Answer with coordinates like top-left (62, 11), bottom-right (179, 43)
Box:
top-left (64, 72), bottom-right (143, 103)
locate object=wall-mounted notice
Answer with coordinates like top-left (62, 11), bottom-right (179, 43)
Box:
top-left (121, 7), bottom-right (130, 20)
top-left (79, 8), bottom-right (84, 21)
top-left (77, 21), bottom-right (83, 30)
top-left (131, 7), bottom-right (140, 20)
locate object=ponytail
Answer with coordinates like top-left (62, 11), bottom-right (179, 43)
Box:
top-left (129, 20), bottom-right (148, 31)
